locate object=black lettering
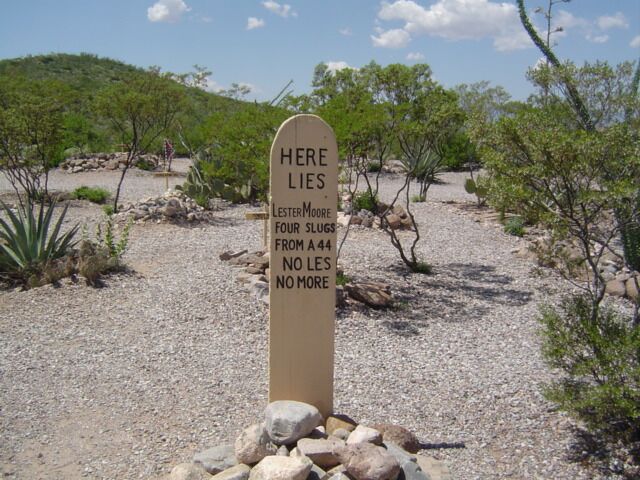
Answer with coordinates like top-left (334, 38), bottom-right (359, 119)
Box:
top-left (316, 173), bottom-right (325, 190)
top-left (319, 148), bottom-right (327, 166)
top-left (280, 148), bottom-right (292, 165)
top-left (276, 275), bottom-right (294, 288)
top-left (283, 256), bottom-right (303, 271)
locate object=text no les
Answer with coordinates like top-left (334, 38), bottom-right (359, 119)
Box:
top-left (281, 147), bottom-right (328, 190)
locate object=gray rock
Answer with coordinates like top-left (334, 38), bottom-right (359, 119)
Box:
top-left (211, 464), bottom-right (251, 480)
top-left (386, 214), bottom-right (402, 230)
top-left (346, 283), bottom-right (393, 308)
top-left (415, 456), bottom-right (451, 480)
top-left (308, 463), bottom-right (329, 480)
top-left (326, 415), bottom-right (357, 435)
top-left (249, 455), bottom-right (313, 480)
top-left (332, 428), bottom-right (351, 441)
top-left (399, 461), bottom-right (430, 480)
top-left (626, 277), bottom-right (639, 301)
top-left (335, 443), bottom-right (400, 480)
top-left (264, 401), bottom-right (323, 445)
top-left (297, 437), bottom-right (345, 469)
top-left (276, 445), bottom-right (289, 456)
top-left (220, 249), bottom-right (249, 261)
top-left (170, 462), bottom-right (212, 480)
top-left (605, 279), bottom-right (626, 297)
top-left (194, 445), bottom-right (238, 474)
top-left (346, 425), bottom-right (382, 445)
top-left (235, 423), bottom-right (278, 465)
top-left (384, 442), bottom-right (416, 466)
top-left (373, 425), bottom-right (421, 454)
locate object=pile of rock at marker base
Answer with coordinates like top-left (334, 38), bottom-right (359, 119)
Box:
top-left (168, 400), bottom-right (451, 480)
top-left (115, 190), bottom-right (220, 224)
top-left (338, 196), bottom-right (413, 231)
top-left (60, 152), bottom-right (160, 173)
top-left (219, 250), bottom-right (394, 308)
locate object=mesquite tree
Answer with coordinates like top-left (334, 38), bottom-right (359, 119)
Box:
top-left (96, 71), bottom-right (185, 212)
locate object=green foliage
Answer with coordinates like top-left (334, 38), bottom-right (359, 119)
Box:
top-left (102, 204), bottom-right (114, 216)
top-left (336, 272), bottom-right (350, 286)
top-left (72, 186), bottom-right (110, 204)
top-left (411, 262), bottom-right (432, 274)
top-left (95, 215), bottom-right (132, 263)
top-left (0, 200), bottom-right (79, 285)
top-left (0, 77), bottom-right (69, 200)
top-left (352, 191), bottom-right (378, 212)
top-left (539, 295), bottom-right (640, 442)
top-left (367, 161), bottom-right (381, 173)
top-left (440, 131), bottom-right (478, 170)
top-left (464, 177), bottom-right (488, 205)
top-left (135, 158), bottom-right (155, 171)
top-left (411, 194), bottom-right (426, 203)
top-left (504, 216), bottom-right (525, 237)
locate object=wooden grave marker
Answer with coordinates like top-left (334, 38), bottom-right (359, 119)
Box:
top-left (269, 114), bottom-right (338, 417)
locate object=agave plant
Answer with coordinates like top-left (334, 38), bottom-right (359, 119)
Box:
top-left (0, 199), bottom-right (79, 282)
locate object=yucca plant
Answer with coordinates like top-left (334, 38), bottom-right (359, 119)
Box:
top-left (0, 199), bottom-right (79, 284)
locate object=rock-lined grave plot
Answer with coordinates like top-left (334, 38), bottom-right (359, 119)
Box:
top-left (219, 249), bottom-right (394, 309)
top-left (167, 400), bottom-right (452, 480)
top-left (114, 190), bottom-right (225, 224)
top-left (338, 195), bottom-right (414, 231)
top-left (60, 152), bottom-right (161, 173)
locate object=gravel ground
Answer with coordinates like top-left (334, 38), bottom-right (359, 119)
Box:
top-left (0, 165), bottom-right (630, 479)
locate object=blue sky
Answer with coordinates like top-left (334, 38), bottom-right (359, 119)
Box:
top-left (0, 0), bottom-right (638, 101)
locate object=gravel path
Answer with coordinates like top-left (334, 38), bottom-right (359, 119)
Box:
top-left (0, 166), bottom-right (622, 479)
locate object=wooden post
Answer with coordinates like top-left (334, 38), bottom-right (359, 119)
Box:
top-left (245, 210), bottom-right (269, 248)
top-left (269, 114), bottom-right (338, 417)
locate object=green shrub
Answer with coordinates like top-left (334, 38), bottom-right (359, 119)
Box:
top-left (411, 261), bottom-right (432, 274)
top-left (95, 215), bottom-right (132, 263)
top-left (0, 200), bottom-right (79, 285)
top-left (411, 194), bottom-right (426, 203)
top-left (73, 186), bottom-right (110, 204)
top-left (102, 204), bottom-right (114, 216)
top-left (539, 295), bottom-right (640, 443)
top-left (367, 160), bottom-right (381, 173)
top-left (353, 191), bottom-right (378, 212)
top-left (336, 272), bottom-right (350, 286)
top-left (504, 216), bottom-right (525, 237)
top-left (135, 158), bottom-right (155, 171)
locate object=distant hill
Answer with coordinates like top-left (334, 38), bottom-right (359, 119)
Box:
top-left (0, 53), bottom-right (246, 155)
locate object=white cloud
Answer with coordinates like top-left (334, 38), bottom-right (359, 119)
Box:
top-left (586, 33), bottom-right (609, 44)
top-left (376, 0), bottom-right (532, 52)
top-left (406, 52), bottom-right (425, 61)
top-left (200, 16), bottom-right (212, 23)
top-left (371, 28), bottom-right (411, 48)
top-left (597, 12), bottom-right (628, 30)
top-left (147, 0), bottom-right (190, 23)
top-left (339, 27), bottom-right (353, 36)
top-left (247, 17), bottom-right (265, 30)
top-left (262, 1), bottom-right (296, 18)
top-left (326, 61), bottom-right (353, 73)
top-left (202, 77), bottom-right (223, 93)
top-left (631, 35), bottom-right (640, 48)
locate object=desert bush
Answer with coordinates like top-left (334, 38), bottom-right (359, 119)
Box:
top-left (336, 272), bottom-right (350, 286)
top-left (539, 295), bottom-right (640, 444)
top-left (504, 216), bottom-right (525, 237)
top-left (352, 191), bottom-right (378, 212)
top-left (73, 186), bottom-right (110, 204)
top-left (0, 199), bottom-right (79, 286)
top-left (95, 215), bottom-right (132, 264)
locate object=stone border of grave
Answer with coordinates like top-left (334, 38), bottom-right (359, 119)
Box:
top-left (115, 190), bottom-right (226, 224)
top-left (60, 153), bottom-right (161, 173)
top-left (167, 400), bottom-right (452, 480)
top-left (448, 201), bottom-right (639, 303)
top-left (220, 250), bottom-right (394, 309)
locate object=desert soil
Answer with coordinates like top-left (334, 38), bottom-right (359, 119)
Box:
top-left (0, 161), bottom-right (630, 479)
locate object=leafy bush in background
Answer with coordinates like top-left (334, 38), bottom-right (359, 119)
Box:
top-left (504, 216), bottom-right (525, 237)
top-left (352, 190), bottom-right (378, 212)
top-left (539, 295), bottom-right (640, 444)
top-left (72, 186), bottom-right (110, 204)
